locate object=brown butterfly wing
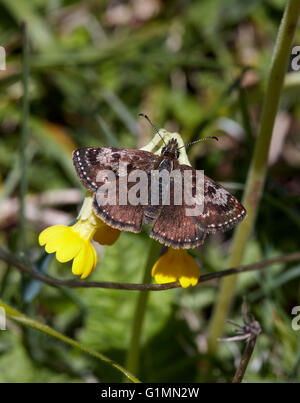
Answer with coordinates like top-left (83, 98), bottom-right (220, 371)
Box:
top-left (92, 182), bottom-right (144, 233)
top-left (200, 174), bottom-right (246, 232)
top-left (149, 168), bottom-right (206, 249)
top-left (150, 203), bottom-right (207, 249)
top-left (73, 147), bottom-right (160, 191)
top-left (73, 147), bottom-right (160, 232)
top-left (150, 164), bottom-right (246, 248)
top-left (179, 164), bottom-right (246, 233)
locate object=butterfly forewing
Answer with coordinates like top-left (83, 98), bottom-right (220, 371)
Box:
top-left (73, 147), bottom-right (160, 191)
top-left (149, 165), bottom-right (246, 248)
top-left (200, 174), bottom-right (246, 232)
top-left (175, 164), bottom-right (246, 234)
top-left (73, 147), bottom-right (161, 232)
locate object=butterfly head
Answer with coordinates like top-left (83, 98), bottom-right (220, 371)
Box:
top-left (161, 138), bottom-right (180, 160)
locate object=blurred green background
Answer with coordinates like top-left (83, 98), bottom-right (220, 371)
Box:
top-left (0, 0), bottom-right (300, 383)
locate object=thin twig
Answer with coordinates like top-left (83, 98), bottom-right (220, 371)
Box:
top-left (218, 299), bottom-right (261, 383)
top-left (232, 302), bottom-right (261, 383)
top-left (232, 331), bottom-right (259, 383)
top-left (0, 246), bottom-right (299, 291)
top-left (218, 334), bottom-right (250, 343)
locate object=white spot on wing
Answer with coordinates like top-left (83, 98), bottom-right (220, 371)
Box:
top-left (206, 186), bottom-right (228, 206)
top-left (96, 148), bottom-right (113, 164)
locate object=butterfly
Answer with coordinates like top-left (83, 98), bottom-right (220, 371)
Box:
top-left (73, 134), bottom-right (246, 249)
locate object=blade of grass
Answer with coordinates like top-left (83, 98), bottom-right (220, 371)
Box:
top-left (0, 106), bottom-right (79, 186)
top-left (0, 299), bottom-right (141, 383)
top-left (19, 22), bottom-right (30, 256)
top-left (96, 114), bottom-right (119, 147)
top-left (31, 23), bottom-right (168, 68)
top-left (0, 145), bottom-right (36, 205)
top-left (288, 339), bottom-right (300, 382)
top-left (102, 89), bottom-right (138, 137)
top-left (207, 0), bottom-right (300, 354)
top-left (125, 239), bottom-right (161, 377)
top-left (263, 194), bottom-right (300, 230)
top-left (1, 0), bottom-right (56, 51)
top-left (248, 264), bottom-right (300, 302)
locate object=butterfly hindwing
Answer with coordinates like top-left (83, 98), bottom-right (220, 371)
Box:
top-left (92, 184), bottom-right (144, 233)
top-left (149, 169), bottom-right (206, 248)
top-left (150, 203), bottom-right (206, 248)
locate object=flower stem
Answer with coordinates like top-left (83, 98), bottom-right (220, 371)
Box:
top-left (125, 239), bottom-right (161, 376)
top-left (207, 0), bottom-right (300, 354)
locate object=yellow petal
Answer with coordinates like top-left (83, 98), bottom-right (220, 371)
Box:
top-left (151, 249), bottom-right (200, 288)
top-left (44, 228), bottom-right (72, 254)
top-left (71, 241), bottom-right (97, 279)
top-left (179, 275), bottom-right (198, 288)
top-left (39, 210), bottom-right (100, 279)
top-left (81, 244), bottom-right (97, 279)
top-left (56, 236), bottom-right (82, 263)
top-left (152, 258), bottom-right (177, 283)
top-left (72, 245), bottom-right (88, 276)
top-left (39, 225), bottom-right (68, 246)
top-left (44, 236), bottom-right (60, 254)
top-left (93, 225), bottom-right (120, 246)
top-left (90, 244), bottom-right (98, 273)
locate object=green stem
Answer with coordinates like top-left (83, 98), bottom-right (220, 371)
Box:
top-left (0, 299), bottom-right (140, 383)
top-left (125, 239), bottom-right (161, 376)
top-left (207, 0), bottom-right (300, 354)
top-left (19, 22), bottom-right (30, 255)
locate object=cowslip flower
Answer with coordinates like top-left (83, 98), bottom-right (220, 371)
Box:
top-left (151, 248), bottom-right (200, 288)
top-left (39, 192), bottom-right (120, 279)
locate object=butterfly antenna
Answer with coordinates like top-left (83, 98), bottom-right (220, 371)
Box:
top-left (139, 113), bottom-right (166, 145)
top-left (178, 136), bottom-right (218, 150)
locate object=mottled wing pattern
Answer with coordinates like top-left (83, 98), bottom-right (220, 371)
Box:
top-left (200, 174), bottom-right (246, 232)
top-left (92, 182), bottom-right (144, 233)
top-left (73, 147), bottom-right (160, 232)
top-left (150, 171), bottom-right (206, 249)
top-left (178, 164), bottom-right (246, 233)
top-left (73, 147), bottom-right (159, 192)
top-left (150, 203), bottom-right (206, 248)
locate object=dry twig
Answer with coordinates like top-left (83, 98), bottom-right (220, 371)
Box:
top-left (0, 246), bottom-right (299, 291)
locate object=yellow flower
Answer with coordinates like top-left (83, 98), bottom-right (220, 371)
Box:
top-left (39, 223), bottom-right (97, 279)
top-left (151, 248), bottom-right (200, 288)
top-left (93, 224), bottom-right (120, 246)
top-left (39, 192), bottom-right (120, 279)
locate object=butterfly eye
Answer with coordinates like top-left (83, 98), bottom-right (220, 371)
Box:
top-left (176, 150), bottom-right (180, 158)
top-left (161, 147), bottom-right (166, 154)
